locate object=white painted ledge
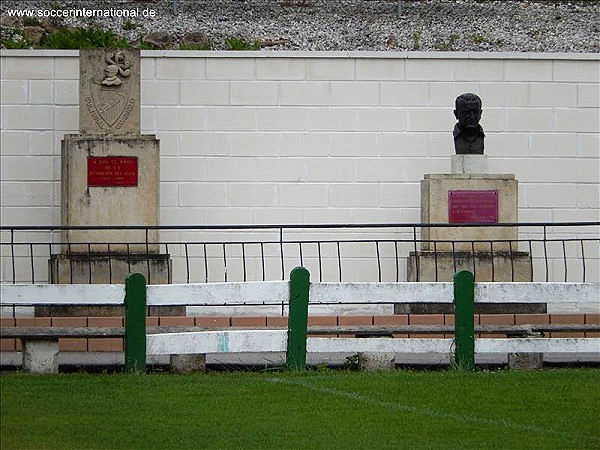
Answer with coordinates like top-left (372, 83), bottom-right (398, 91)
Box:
top-left (307, 337), bottom-right (600, 354)
top-left (0, 284), bottom-right (124, 305)
top-left (309, 282), bottom-right (600, 305)
top-left (475, 338), bottom-right (600, 353)
top-left (147, 329), bottom-right (287, 355)
top-left (147, 281), bottom-right (289, 306)
top-left (310, 282), bottom-right (452, 304)
top-left (1, 282), bottom-right (597, 307)
top-left (1, 49), bottom-right (598, 61)
top-left (307, 337), bottom-right (452, 354)
top-left (475, 282), bottom-right (600, 304)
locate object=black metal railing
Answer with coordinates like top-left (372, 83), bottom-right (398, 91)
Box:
top-left (1, 222), bottom-right (598, 284)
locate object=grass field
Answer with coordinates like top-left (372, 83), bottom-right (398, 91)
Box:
top-left (1, 369), bottom-right (599, 449)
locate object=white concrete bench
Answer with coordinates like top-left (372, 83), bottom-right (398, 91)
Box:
top-left (2, 278), bottom-right (598, 372)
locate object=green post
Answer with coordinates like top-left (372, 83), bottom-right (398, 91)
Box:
top-left (125, 272), bottom-right (146, 373)
top-left (454, 270), bottom-right (475, 370)
top-left (287, 267), bottom-right (310, 371)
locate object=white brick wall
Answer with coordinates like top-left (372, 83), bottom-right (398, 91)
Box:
top-left (0, 50), bottom-right (598, 233)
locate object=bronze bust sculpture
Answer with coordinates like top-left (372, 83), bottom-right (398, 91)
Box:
top-left (453, 93), bottom-right (484, 154)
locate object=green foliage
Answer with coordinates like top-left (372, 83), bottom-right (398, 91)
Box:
top-left (137, 40), bottom-right (154, 50)
top-left (22, 17), bottom-right (42, 27)
top-left (0, 29), bottom-right (32, 49)
top-left (343, 353), bottom-right (360, 370)
top-left (179, 42), bottom-right (212, 50)
top-left (435, 33), bottom-right (460, 51)
top-left (313, 362), bottom-right (334, 372)
top-left (469, 33), bottom-right (486, 44)
top-left (225, 36), bottom-right (261, 50)
top-left (122, 21), bottom-right (138, 31)
top-left (1, 39), bottom-right (30, 49)
top-left (411, 31), bottom-right (422, 50)
top-left (39, 27), bottom-right (131, 49)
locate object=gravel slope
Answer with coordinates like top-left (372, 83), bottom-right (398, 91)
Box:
top-left (1, 0), bottom-right (599, 52)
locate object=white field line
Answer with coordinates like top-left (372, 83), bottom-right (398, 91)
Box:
top-left (266, 377), bottom-right (600, 442)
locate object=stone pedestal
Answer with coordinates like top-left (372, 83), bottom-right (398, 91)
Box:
top-left (49, 253), bottom-right (171, 285)
top-left (46, 252), bottom-right (178, 315)
top-left (407, 251), bottom-right (531, 282)
top-left (52, 133), bottom-right (173, 291)
top-left (404, 249), bottom-right (543, 313)
top-left (48, 49), bottom-right (179, 314)
top-left (420, 174), bottom-right (518, 252)
top-left (60, 134), bottom-right (160, 253)
top-left (451, 154), bottom-right (488, 174)
top-left (404, 155), bottom-right (542, 313)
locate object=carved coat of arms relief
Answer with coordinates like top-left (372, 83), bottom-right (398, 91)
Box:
top-left (85, 50), bottom-right (136, 131)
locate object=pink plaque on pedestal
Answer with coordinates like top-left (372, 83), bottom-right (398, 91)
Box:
top-left (87, 156), bottom-right (138, 187)
top-left (448, 190), bottom-right (498, 223)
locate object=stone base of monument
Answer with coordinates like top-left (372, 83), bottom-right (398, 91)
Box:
top-left (49, 252), bottom-right (171, 284)
top-left (407, 251), bottom-right (532, 282)
top-left (405, 167), bottom-right (544, 313)
top-left (451, 154), bottom-right (488, 174)
top-left (43, 253), bottom-right (184, 316)
top-left (401, 251), bottom-right (546, 314)
top-left (61, 134), bottom-right (160, 253)
top-left (421, 173), bottom-right (518, 251)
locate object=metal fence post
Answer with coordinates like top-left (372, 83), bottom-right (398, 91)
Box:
top-left (125, 272), bottom-right (146, 373)
top-left (287, 267), bottom-right (310, 370)
top-left (454, 270), bottom-right (475, 370)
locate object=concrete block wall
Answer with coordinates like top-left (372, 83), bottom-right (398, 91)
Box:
top-left (1, 50), bottom-right (598, 282)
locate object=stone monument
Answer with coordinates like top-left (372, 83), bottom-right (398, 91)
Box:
top-left (47, 49), bottom-right (175, 315)
top-left (404, 93), bottom-right (541, 314)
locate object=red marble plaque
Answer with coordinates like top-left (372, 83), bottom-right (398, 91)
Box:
top-left (448, 190), bottom-right (498, 223)
top-left (87, 156), bottom-right (138, 187)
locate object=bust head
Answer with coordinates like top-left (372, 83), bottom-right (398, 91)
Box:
top-left (453, 93), bottom-right (484, 154)
top-left (454, 93), bottom-right (482, 132)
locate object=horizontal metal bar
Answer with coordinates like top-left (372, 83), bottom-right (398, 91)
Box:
top-left (1, 221), bottom-right (598, 232)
